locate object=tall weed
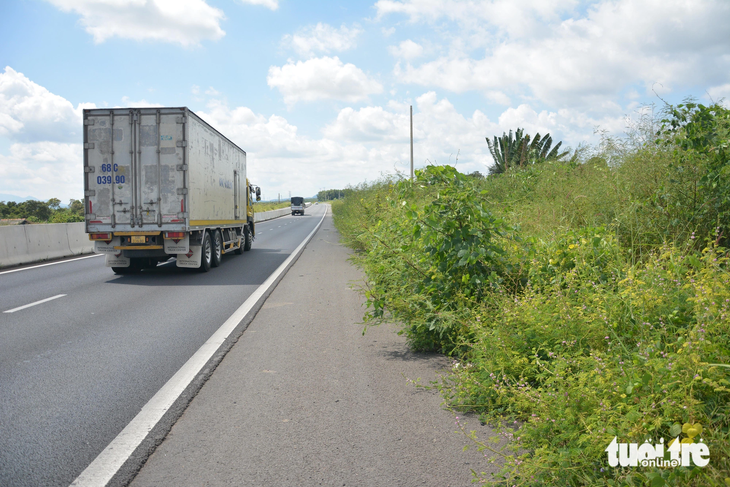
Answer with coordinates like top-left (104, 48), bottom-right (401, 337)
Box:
top-left (333, 101), bottom-right (730, 485)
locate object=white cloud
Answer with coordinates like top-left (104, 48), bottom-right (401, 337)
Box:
top-left (485, 91), bottom-right (511, 106)
top-left (0, 142), bottom-right (83, 201)
top-left (388, 40), bottom-right (424, 60)
top-left (0, 66), bottom-right (86, 143)
top-left (381, 0), bottom-right (730, 109)
top-left (196, 92), bottom-right (513, 196)
top-left (0, 67), bottom-right (656, 203)
top-left (707, 83), bottom-right (730, 107)
top-left (238, 0), bottom-right (278, 10)
top-left (45, 0), bottom-right (225, 46)
top-left (323, 105), bottom-right (409, 143)
top-left (283, 23), bottom-right (362, 57)
top-left (267, 56), bottom-right (383, 105)
top-left (375, 0), bottom-right (575, 38)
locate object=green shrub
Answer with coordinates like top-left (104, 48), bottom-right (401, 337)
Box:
top-left (332, 101), bottom-right (730, 486)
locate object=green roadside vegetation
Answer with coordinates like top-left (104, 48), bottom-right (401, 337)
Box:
top-left (332, 101), bottom-right (730, 486)
top-left (254, 201), bottom-right (292, 212)
top-left (0, 198), bottom-right (85, 223)
top-left (318, 189), bottom-right (348, 201)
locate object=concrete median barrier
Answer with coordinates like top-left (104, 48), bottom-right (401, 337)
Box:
top-left (0, 205), bottom-right (316, 268)
top-left (0, 222), bottom-right (94, 269)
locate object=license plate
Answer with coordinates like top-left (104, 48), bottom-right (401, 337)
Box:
top-left (131, 236), bottom-right (145, 244)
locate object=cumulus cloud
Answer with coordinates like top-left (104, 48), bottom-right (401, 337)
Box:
top-left (381, 0), bottom-right (730, 109)
top-left (195, 92), bottom-right (524, 195)
top-left (267, 56), bottom-right (383, 105)
top-left (45, 0), bottom-right (225, 46)
top-left (0, 68), bottom-right (634, 202)
top-left (707, 83), bottom-right (730, 107)
top-left (282, 23), bottom-right (362, 57)
top-left (0, 66), bottom-right (87, 143)
top-left (0, 142), bottom-right (83, 201)
top-left (388, 40), bottom-right (424, 60)
top-left (375, 0), bottom-right (574, 39)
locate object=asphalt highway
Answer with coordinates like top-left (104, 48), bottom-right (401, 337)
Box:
top-left (0, 205), bottom-right (326, 487)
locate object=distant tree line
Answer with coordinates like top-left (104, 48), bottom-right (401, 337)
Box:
top-left (317, 189), bottom-right (351, 201)
top-left (0, 199), bottom-right (85, 223)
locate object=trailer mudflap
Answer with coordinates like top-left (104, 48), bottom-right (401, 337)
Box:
top-left (164, 234), bottom-right (189, 254)
top-left (95, 237), bottom-right (122, 254)
top-left (106, 253), bottom-right (130, 267)
top-left (176, 246), bottom-right (201, 268)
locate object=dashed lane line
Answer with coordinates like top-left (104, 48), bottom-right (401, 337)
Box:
top-left (0, 254), bottom-right (104, 276)
top-left (3, 294), bottom-right (67, 313)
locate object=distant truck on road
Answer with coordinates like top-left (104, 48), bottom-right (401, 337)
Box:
top-left (83, 107), bottom-right (261, 274)
top-left (291, 196), bottom-right (305, 216)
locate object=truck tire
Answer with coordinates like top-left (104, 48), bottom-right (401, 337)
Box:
top-left (199, 233), bottom-right (212, 272)
top-left (243, 226), bottom-right (252, 251)
top-left (211, 230), bottom-right (222, 267)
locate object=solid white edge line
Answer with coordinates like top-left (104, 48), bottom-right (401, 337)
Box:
top-left (0, 254), bottom-right (104, 276)
top-left (3, 294), bottom-right (67, 313)
top-left (70, 205), bottom-right (329, 487)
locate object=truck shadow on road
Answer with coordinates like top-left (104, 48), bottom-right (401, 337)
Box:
top-left (103, 248), bottom-right (290, 287)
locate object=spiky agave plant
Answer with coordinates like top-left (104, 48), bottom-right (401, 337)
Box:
top-left (486, 129), bottom-right (570, 174)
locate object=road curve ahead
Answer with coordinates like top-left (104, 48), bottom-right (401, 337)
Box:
top-left (0, 204), bottom-right (327, 487)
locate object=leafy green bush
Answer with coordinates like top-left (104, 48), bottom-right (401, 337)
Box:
top-left (333, 101), bottom-right (730, 486)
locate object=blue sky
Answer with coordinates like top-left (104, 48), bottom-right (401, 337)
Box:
top-left (1, 0), bottom-right (729, 202)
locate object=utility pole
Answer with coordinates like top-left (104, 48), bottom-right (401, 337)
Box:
top-left (410, 105), bottom-right (414, 181)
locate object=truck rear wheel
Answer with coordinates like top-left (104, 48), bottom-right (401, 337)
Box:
top-left (211, 230), bottom-right (222, 267)
top-left (199, 233), bottom-right (212, 272)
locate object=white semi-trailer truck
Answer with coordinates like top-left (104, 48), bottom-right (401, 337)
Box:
top-left (83, 107), bottom-right (260, 274)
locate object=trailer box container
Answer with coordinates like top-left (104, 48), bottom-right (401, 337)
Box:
top-left (83, 107), bottom-right (258, 273)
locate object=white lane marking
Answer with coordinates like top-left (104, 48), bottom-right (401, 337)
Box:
top-left (4, 294), bottom-right (67, 313)
top-left (71, 206), bottom-right (328, 487)
top-left (0, 254), bottom-right (103, 276)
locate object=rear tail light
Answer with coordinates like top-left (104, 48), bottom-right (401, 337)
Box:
top-left (164, 232), bottom-right (185, 239)
top-left (89, 233), bottom-right (112, 242)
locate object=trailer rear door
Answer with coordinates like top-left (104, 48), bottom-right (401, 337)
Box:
top-left (84, 108), bottom-right (187, 231)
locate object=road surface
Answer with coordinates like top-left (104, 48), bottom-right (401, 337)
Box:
top-left (0, 205), bottom-right (326, 487)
